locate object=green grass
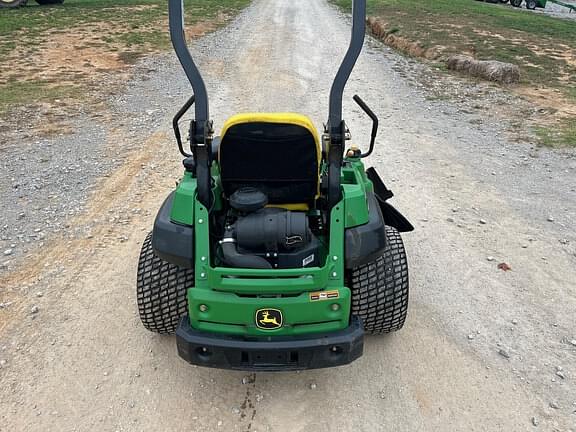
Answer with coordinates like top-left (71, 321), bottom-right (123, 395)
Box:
top-left (0, 0), bottom-right (250, 110)
top-left (332, 0), bottom-right (576, 147)
top-left (535, 120), bottom-right (576, 148)
top-left (333, 0), bottom-right (576, 90)
top-left (0, 80), bottom-right (80, 107)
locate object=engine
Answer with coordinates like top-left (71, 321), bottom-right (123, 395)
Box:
top-left (220, 188), bottom-right (321, 269)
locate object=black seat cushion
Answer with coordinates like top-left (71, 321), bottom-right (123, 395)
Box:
top-left (219, 122), bottom-right (319, 204)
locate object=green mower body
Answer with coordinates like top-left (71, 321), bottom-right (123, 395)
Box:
top-left (136, 0), bottom-right (413, 371)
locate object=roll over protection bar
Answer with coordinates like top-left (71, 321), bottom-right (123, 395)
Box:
top-left (168, 0), bottom-right (209, 127)
top-left (168, 0), bottom-right (368, 211)
top-left (326, 0), bottom-right (366, 209)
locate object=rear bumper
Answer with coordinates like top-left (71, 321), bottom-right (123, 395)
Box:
top-left (176, 316), bottom-right (364, 371)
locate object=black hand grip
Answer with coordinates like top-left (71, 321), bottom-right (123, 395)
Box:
top-left (353, 94), bottom-right (379, 158)
top-left (172, 95), bottom-right (195, 157)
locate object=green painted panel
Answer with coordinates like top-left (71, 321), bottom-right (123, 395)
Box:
top-left (188, 287), bottom-right (351, 336)
top-left (170, 172), bottom-right (196, 226)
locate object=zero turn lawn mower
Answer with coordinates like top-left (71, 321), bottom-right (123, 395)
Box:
top-left (136, 0), bottom-right (414, 371)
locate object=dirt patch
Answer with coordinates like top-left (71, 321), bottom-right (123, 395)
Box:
top-left (516, 86), bottom-right (576, 120)
top-left (0, 15), bottom-right (225, 142)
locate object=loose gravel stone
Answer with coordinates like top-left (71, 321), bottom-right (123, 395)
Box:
top-left (30, 305), bottom-right (39, 314)
top-left (549, 401), bottom-right (560, 409)
top-left (498, 349), bottom-right (510, 359)
top-left (241, 376), bottom-right (255, 385)
top-left (531, 416), bottom-right (539, 426)
top-left (309, 383), bottom-right (317, 390)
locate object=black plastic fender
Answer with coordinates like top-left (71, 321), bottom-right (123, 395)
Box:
top-left (151, 192), bottom-right (195, 269)
top-left (345, 193), bottom-right (387, 269)
top-left (366, 167), bottom-right (414, 233)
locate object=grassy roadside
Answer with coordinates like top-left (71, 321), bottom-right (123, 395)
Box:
top-left (0, 0), bottom-right (250, 113)
top-left (332, 0), bottom-right (576, 147)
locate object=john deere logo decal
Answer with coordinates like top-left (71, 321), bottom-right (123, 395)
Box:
top-left (255, 309), bottom-right (283, 330)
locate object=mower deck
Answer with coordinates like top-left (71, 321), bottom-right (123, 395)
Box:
top-left (176, 316), bottom-right (364, 371)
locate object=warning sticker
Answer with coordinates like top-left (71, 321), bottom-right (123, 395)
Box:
top-left (309, 290), bottom-right (340, 302)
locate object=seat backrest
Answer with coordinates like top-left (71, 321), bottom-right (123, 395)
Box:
top-left (219, 113), bottom-right (321, 207)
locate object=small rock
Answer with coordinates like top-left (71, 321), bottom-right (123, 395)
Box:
top-left (231, 407), bottom-right (241, 415)
top-left (531, 416), bottom-right (539, 426)
top-left (3, 249), bottom-right (13, 256)
top-left (30, 305), bottom-right (39, 314)
top-left (547, 216), bottom-right (554, 222)
top-left (479, 219), bottom-right (487, 225)
top-left (309, 383), bottom-right (317, 390)
top-left (217, 420), bottom-right (223, 427)
top-left (36, 292), bottom-right (43, 298)
top-left (512, 319), bottom-right (518, 325)
top-left (498, 348), bottom-right (510, 359)
top-left (487, 256), bottom-right (495, 262)
top-left (570, 340), bottom-right (576, 347)
top-left (255, 394), bottom-right (264, 402)
top-left (467, 334), bottom-right (475, 340)
top-left (446, 217), bottom-right (455, 223)
top-left (549, 401), bottom-right (560, 409)
top-left (241, 375), bottom-right (255, 385)
top-left (556, 371), bottom-right (565, 379)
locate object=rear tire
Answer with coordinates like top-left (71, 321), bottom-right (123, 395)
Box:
top-left (136, 232), bottom-right (194, 334)
top-left (510, 0), bottom-right (522, 6)
top-left (348, 226), bottom-right (409, 334)
top-left (526, 0), bottom-right (537, 9)
top-left (0, 0), bottom-right (27, 8)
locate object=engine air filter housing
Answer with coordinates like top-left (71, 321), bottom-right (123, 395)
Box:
top-left (229, 187), bottom-right (268, 213)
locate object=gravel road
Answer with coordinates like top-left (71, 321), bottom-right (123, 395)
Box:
top-left (1, 1), bottom-right (576, 431)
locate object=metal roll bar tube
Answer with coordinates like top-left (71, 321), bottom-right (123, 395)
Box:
top-left (326, 0), bottom-right (366, 209)
top-left (168, 0), bottom-right (213, 209)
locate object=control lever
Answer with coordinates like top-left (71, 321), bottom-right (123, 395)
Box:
top-left (353, 94), bottom-right (379, 158)
top-left (172, 95), bottom-right (195, 157)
